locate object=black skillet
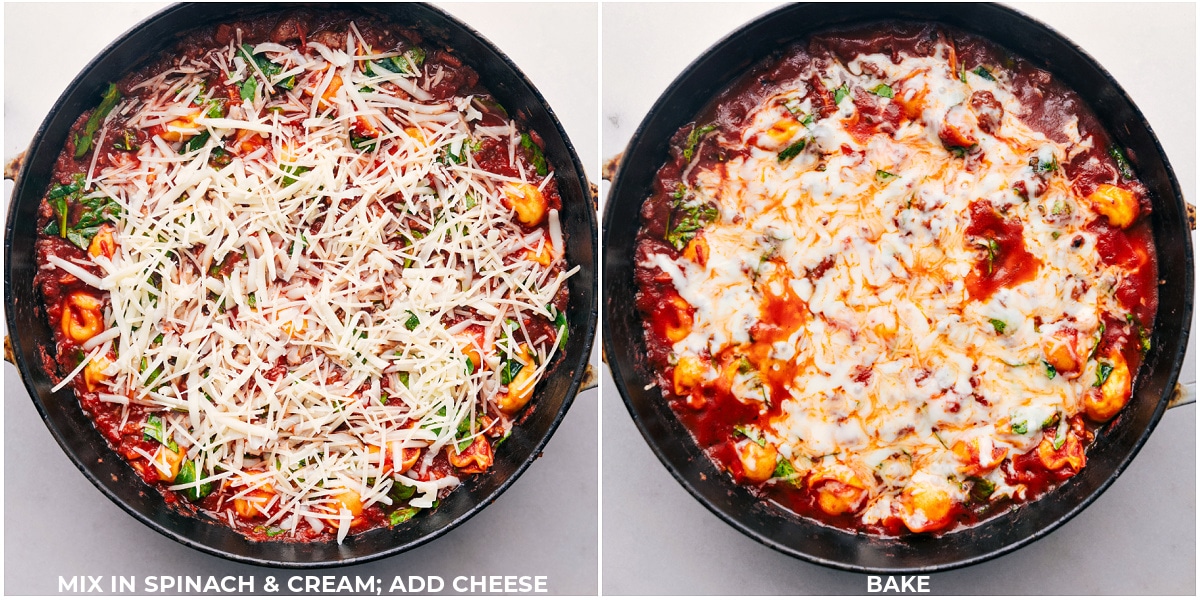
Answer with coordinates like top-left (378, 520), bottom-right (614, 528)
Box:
top-left (603, 2), bottom-right (1192, 573)
top-left (4, 2), bottom-right (597, 568)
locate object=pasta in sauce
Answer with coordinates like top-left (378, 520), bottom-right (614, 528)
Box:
top-left (35, 12), bottom-right (575, 542)
top-left (634, 23), bottom-right (1157, 535)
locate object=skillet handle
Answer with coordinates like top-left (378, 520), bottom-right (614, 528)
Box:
top-left (5, 150), bottom-right (25, 183)
top-left (1169, 381), bottom-right (1195, 409)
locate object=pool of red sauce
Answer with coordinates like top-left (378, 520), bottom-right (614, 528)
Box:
top-left (633, 22), bottom-right (1159, 536)
top-left (34, 11), bottom-right (565, 542)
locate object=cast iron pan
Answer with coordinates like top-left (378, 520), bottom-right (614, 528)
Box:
top-left (5, 2), bottom-right (597, 567)
top-left (603, 2), bottom-right (1192, 573)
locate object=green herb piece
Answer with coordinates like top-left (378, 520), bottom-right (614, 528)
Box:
top-left (1127, 313), bottom-right (1152, 354)
top-left (664, 200), bottom-right (719, 251)
top-left (350, 133), bottom-right (378, 151)
top-left (405, 311), bottom-right (420, 331)
top-left (494, 429), bottom-right (511, 449)
top-left (672, 184), bottom-right (687, 201)
top-left (772, 457), bottom-right (798, 480)
top-left (548, 304), bottom-right (569, 350)
top-left (876, 170), bottom-right (897, 181)
top-left (210, 147), bottom-right (232, 168)
top-left (239, 43), bottom-right (291, 92)
top-left (1109, 145), bottom-right (1134, 180)
top-left (501, 356), bottom-right (525, 386)
top-left (113, 130), bottom-right (139, 152)
top-left (142, 414), bottom-right (176, 450)
top-left (931, 429), bottom-right (949, 449)
top-left (465, 356), bottom-right (475, 375)
top-left (455, 415), bottom-right (479, 452)
top-left (204, 98), bottom-right (226, 119)
top-left (682, 123), bottom-right (717, 162)
top-left (398, 372), bottom-right (410, 387)
top-left (801, 113), bottom-right (815, 126)
top-left (49, 195), bottom-right (69, 240)
top-left (989, 319), bottom-right (1007, 334)
top-left (239, 78), bottom-right (257, 101)
top-left (376, 47), bottom-right (427, 76)
top-left (1094, 362), bottom-right (1113, 387)
top-left (247, 292), bottom-right (256, 309)
top-left (390, 484), bottom-right (417, 502)
top-left (60, 192), bottom-right (123, 250)
top-left (1051, 231), bottom-right (1061, 240)
top-left (1052, 422), bottom-right (1068, 450)
top-left (140, 357), bottom-right (165, 388)
top-left (389, 507), bottom-right (420, 526)
top-left (182, 130), bottom-right (210, 154)
top-left (1032, 153), bottom-right (1059, 174)
top-left (519, 133), bottom-right (549, 176)
top-left (48, 176), bottom-right (84, 201)
top-left (733, 425), bottom-right (764, 446)
top-left (281, 164), bottom-right (311, 186)
top-left (265, 527), bottom-right (285, 537)
top-left (777, 139), bottom-right (807, 162)
top-left (972, 66), bottom-right (995, 81)
top-left (1042, 359), bottom-right (1057, 380)
top-left (176, 460), bottom-right (213, 501)
top-left (833, 84), bottom-right (850, 105)
top-left (1011, 420), bottom-right (1028, 435)
top-left (967, 476), bottom-right (995, 503)
top-left (982, 238), bottom-right (1000, 275)
top-left (870, 83), bottom-right (894, 98)
top-left (74, 83), bottom-right (122, 158)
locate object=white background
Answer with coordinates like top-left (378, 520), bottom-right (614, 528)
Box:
top-left (3, 2), bottom-right (598, 595)
top-left (601, 2), bottom-right (1196, 595)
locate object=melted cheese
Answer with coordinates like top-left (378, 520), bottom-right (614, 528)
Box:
top-left (649, 42), bottom-right (1136, 530)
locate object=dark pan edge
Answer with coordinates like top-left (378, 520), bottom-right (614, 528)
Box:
top-left (603, 1), bottom-right (1192, 574)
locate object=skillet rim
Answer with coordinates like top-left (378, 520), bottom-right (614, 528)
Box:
top-left (602, 1), bottom-right (1193, 574)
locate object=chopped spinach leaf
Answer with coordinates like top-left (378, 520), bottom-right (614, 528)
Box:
top-left (772, 457), bottom-right (798, 480)
top-left (519, 133), bottom-right (549, 176)
top-left (733, 424), bottom-right (764, 446)
top-left (832, 84), bottom-right (850, 105)
top-left (972, 66), bottom-right (995, 81)
top-left (501, 357), bottom-right (525, 386)
top-left (1042, 359), bottom-right (1057, 380)
top-left (1094, 362), bottom-right (1113, 387)
top-left (967, 476), bottom-right (995, 503)
top-left (777, 139), bottom-right (807, 162)
top-left (989, 319), bottom-right (1007, 334)
top-left (548, 304), bottom-right (569, 350)
top-left (176, 460), bottom-right (213, 501)
top-left (664, 199), bottom-right (718, 251)
top-left (74, 83), bottom-right (122, 158)
top-left (389, 507), bottom-right (420, 526)
top-left (182, 130), bottom-right (210, 154)
top-left (1109, 145), bottom-right (1134, 180)
top-left (870, 83), bottom-right (894, 98)
top-left (682, 123), bottom-right (717, 162)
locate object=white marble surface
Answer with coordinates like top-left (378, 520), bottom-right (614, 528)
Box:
top-left (3, 3), bottom-right (598, 595)
top-left (601, 2), bottom-right (1196, 594)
